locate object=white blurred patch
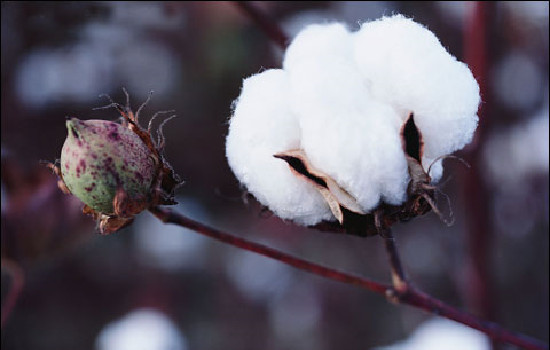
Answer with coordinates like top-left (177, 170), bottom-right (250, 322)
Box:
top-left (82, 20), bottom-right (180, 97)
top-left (483, 108), bottom-right (549, 186)
top-left (375, 317), bottom-right (490, 350)
top-left (134, 197), bottom-right (210, 271)
top-left (15, 46), bottom-right (113, 108)
top-left (225, 248), bottom-right (294, 303)
top-left (436, 1), bottom-right (474, 28)
top-left (281, 1), bottom-right (396, 39)
top-left (15, 14), bottom-right (179, 110)
top-left (109, 2), bottom-right (186, 29)
top-left (504, 1), bottom-right (549, 25)
top-left (268, 280), bottom-right (322, 349)
top-left (492, 186), bottom-right (541, 238)
top-left (113, 39), bottom-right (179, 97)
top-left (95, 308), bottom-right (188, 350)
top-left (492, 52), bottom-right (543, 111)
top-left (281, 10), bottom-right (337, 41)
top-left (484, 101), bottom-right (549, 237)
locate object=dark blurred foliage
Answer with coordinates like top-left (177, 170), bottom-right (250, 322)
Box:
top-left (1, 2), bottom-right (548, 350)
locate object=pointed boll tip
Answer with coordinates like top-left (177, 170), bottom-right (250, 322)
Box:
top-left (65, 117), bottom-right (82, 130)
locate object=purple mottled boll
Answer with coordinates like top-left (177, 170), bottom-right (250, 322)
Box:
top-left (60, 118), bottom-right (155, 213)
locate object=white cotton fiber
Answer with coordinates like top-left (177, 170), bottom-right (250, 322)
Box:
top-left (226, 69), bottom-right (334, 225)
top-left (226, 15), bottom-right (480, 226)
top-left (353, 15), bottom-right (480, 177)
top-left (283, 23), bottom-right (408, 211)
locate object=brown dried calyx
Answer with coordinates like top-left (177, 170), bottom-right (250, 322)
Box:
top-left (275, 112), bottom-right (455, 237)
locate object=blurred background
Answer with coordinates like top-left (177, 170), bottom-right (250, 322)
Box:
top-left (1, 2), bottom-right (548, 350)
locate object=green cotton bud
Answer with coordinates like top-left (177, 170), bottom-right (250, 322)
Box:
top-left (60, 118), bottom-right (156, 214)
top-left (48, 89), bottom-right (182, 235)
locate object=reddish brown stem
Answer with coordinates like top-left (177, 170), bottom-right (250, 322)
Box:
top-left (148, 205), bottom-right (388, 294)
top-left (1, 259), bottom-right (24, 328)
top-left (398, 286), bottom-right (547, 350)
top-left (463, 0), bottom-right (495, 326)
top-left (382, 229), bottom-right (408, 292)
top-left (233, 1), bottom-right (289, 49)
top-left (148, 206), bottom-right (548, 350)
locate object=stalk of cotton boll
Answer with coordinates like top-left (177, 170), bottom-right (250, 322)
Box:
top-left (226, 14), bottom-right (480, 231)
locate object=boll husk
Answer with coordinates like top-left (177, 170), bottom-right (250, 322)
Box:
top-left (226, 15), bottom-right (480, 233)
top-left (51, 90), bottom-right (181, 234)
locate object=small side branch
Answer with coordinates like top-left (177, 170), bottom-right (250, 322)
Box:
top-left (383, 230), bottom-right (408, 293)
top-left (148, 206), bottom-right (548, 350)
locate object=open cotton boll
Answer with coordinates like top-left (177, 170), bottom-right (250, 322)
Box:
top-left (226, 69), bottom-right (334, 225)
top-left (227, 15), bottom-right (480, 229)
top-left (284, 22), bottom-right (409, 212)
top-left (283, 23), bottom-right (353, 72)
top-left (353, 15), bottom-right (480, 180)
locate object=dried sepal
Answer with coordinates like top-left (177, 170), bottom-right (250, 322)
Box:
top-left (46, 162), bottom-right (71, 195)
top-left (400, 113), bottom-right (456, 226)
top-left (273, 112), bottom-right (459, 238)
top-left (99, 214), bottom-right (134, 235)
top-left (96, 88), bottom-right (182, 206)
top-left (274, 149), bottom-right (365, 225)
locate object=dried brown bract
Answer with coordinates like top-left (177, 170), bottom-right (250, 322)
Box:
top-left (275, 112), bottom-right (457, 237)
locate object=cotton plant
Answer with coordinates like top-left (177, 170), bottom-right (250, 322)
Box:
top-left (38, 7), bottom-right (546, 348)
top-left (226, 15), bottom-right (480, 235)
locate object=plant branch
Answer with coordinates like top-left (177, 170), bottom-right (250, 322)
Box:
top-left (382, 230), bottom-right (408, 293)
top-left (148, 205), bottom-right (388, 294)
top-left (148, 205), bottom-right (548, 350)
top-left (233, 1), bottom-right (289, 49)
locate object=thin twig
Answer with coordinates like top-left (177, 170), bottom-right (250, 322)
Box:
top-left (148, 205), bottom-right (548, 350)
top-left (148, 205), bottom-right (388, 294)
top-left (233, 1), bottom-right (289, 49)
top-left (382, 230), bottom-right (408, 293)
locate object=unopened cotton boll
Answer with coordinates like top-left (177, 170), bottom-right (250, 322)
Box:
top-left (226, 15), bottom-right (480, 227)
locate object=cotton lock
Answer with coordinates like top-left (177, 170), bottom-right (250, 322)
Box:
top-left (226, 14), bottom-right (480, 227)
